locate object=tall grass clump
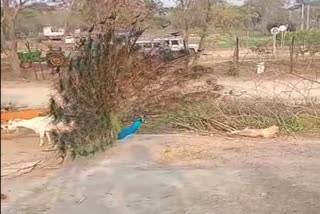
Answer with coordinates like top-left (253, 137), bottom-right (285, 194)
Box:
top-left (49, 15), bottom-right (150, 158)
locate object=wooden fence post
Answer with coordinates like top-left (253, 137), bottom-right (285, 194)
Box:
top-left (234, 36), bottom-right (240, 76)
top-left (290, 36), bottom-right (295, 73)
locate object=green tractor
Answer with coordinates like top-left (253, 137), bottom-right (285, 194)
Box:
top-left (17, 42), bottom-right (45, 69)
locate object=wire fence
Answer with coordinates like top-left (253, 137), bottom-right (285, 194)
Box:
top-left (199, 34), bottom-right (320, 79)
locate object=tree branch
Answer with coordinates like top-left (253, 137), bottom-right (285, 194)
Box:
top-left (290, 73), bottom-right (320, 85)
top-left (18, 0), bottom-right (33, 8)
top-left (192, 0), bottom-right (212, 66)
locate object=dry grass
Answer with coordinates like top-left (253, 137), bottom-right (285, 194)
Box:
top-left (144, 96), bottom-right (320, 136)
top-left (161, 143), bottom-right (218, 162)
top-left (143, 53), bottom-right (320, 136)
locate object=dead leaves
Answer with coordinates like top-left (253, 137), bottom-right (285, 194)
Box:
top-left (161, 144), bottom-right (217, 162)
top-left (1, 160), bottom-right (43, 179)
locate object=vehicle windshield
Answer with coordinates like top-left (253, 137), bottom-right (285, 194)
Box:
top-left (144, 43), bottom-right (152, 48)
top-left (171, 40), bottom-right (179, 45)
top-left (154, 42), bottom-right (161, 48)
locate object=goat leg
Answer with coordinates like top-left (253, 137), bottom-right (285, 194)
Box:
top-left (39, 132), bottom-right (45, 147)
top-left (46, 131), bottom-right (53, 145)
top-left (14, 129), bottom-right (20, 135)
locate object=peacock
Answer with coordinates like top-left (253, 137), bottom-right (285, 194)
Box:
top-left (117, 116), bottom-right (145, 140)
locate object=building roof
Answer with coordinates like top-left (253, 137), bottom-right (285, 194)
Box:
top-left (287, 0), bottom-right (320, 10)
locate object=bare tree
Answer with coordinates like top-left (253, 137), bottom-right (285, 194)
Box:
top-left (2, 0), bottom-right (31, 75)
top-left (2, 0), bottom-right (65, 75)
top-left (173, 0), bottom-right (229, 66)
top-left (72, 0), bottom-right (154, 26)
top-left (192, 0), bottom-right (212, 66)
top-left (174, 0), bottom-right (195, 52)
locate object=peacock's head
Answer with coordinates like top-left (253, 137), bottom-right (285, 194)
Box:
top-left (136, 115), bottom-right (146, 124)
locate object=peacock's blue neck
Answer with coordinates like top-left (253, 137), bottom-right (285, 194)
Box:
top-left (117, 118), bottom-right (143, 140)
top-left (130, 119), bottom-right (142, 130)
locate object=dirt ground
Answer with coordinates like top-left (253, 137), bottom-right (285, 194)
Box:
top-left (2, 50), bottom-right (320, 108)
top-left (2, 51), bottom-right (320, 213)
top-left (1, 133), bottom-right (320, 214)
top-left (1, 81), bottom-right (51, 108)
top-left (2, 67), bottom-right (320, 109)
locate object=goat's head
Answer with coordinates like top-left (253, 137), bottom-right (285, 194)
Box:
top-left (1, 124), bottom-right (8, 130)
top-left (7, 119), bottom-right (22, 130)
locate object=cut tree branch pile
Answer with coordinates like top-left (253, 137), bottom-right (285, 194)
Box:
top-left (1, 160), bottom-right (43, 179)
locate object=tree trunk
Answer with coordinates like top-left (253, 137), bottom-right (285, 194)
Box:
top-left (8, 41), bottom-right (21, 76)
top-left (192, 0), bottom-right (211, 66)
top-left (179, 0), bottom-right (190, 68)
top-left (192, 33), bottom-right (206, 66)
top-left (260, 10), bottom-right (268, 34)
top-left (7, 24), bottom-right (21, 75)
top-left (183, 21), bottom-right (190, 68)
top-left (183, 19), bottom-right (189, 51)
top-left (3, 4), bottom-right (21, 76)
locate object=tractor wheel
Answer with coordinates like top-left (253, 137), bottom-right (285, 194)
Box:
top-left (47, 53), bottom-right (65, 68)
top-left (20, 61), bottom-right (32, 69)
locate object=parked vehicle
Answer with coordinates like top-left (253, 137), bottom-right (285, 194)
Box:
top-left (64, 36), bottom-right (75, 44)
top-left (136, 36), bottom-right (199, 53)
top-left (17, 42), bottom-right (45, 69)
top-left (43, 26), bottom-right (65, 40)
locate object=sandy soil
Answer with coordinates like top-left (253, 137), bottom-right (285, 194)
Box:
top-left (1, 130), bottom-right (61, 212)
top-left (2, 73), bottom-right (320, 110)
top-left (219, 75), bottom-right (320, 102)
top-left (1, 133), bottom-right (320, 214)
top-left (1, 81), bottom-right (52, 108)
top-left (1, 52), bottom-right (320, 213)
top-left (2, 50), bottom-right (319, 109)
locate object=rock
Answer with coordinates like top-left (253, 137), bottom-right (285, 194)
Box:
top-left (1, 193), bottom-right (7, 200)
top-left (229, 125), bottom-right (279, 138)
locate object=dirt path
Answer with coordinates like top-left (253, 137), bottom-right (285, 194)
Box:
top-left (219, 76), bottom-right (320, 102)
top-left (1, 81), bottom-right (51, 108)
top-left (2, 74), bottom-right (320, 110)
top-left (2, 134), bottom-right (320, 214)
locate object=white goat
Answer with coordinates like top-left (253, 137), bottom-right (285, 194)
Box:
top-left (1, 124), bottom-right (9, 134)
top-left (7, 116), bottom-right (76, 147)
top-left (7, 116), bottom-right (54, 147)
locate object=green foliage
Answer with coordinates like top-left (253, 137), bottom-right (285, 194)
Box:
top-left (244, 0), bottom-right (290, 27)
top-left (286, 31), bottom-right (320, 46)
top-left (210, 4), bottom-right (251, 30)
top-left (242, 35), bottom-right (273, 47)
top-left (14, 6), bottom-right (86, 35)
top-left (205, 34), bottom-right (272, 49)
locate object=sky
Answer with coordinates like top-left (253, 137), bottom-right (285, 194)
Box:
top-left (161, 0), bottom-right (244, 7)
